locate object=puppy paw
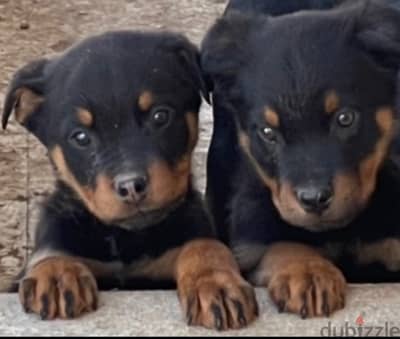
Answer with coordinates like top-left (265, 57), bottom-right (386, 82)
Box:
top-left (268, 260), bottom-right (346, 319)
top-left (178, 270), bottom-right (258, 331)
top-left (19, 257), bottom-right (98, 320)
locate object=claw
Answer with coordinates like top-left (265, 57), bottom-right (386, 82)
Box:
top-left (211, 303), bottom-right (224, 331)
top-left (233, 299), bottom-right (246, 327)
top-left (322, 291), bottom-right (330, 317)
top-left (277, 300), bottom-right (286, 313)
top-left (300, 305), bottom-right (308, 319)
top-left (64, 291), bottom-right (75, 319)
top-left (301, 293), bottom-right (308, 319)
top-left (40, 294), bottom-right (49, 320)
top-left (187, 314), bottom-right (193, 326)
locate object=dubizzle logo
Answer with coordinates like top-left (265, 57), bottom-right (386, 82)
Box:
top-left (320, 312), bottom-right (400, 337)
top-left (355, 313), bottom-right (365, 327)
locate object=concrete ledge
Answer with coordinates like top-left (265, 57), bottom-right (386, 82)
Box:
top-left (1, 285), bottom-right (400, 336)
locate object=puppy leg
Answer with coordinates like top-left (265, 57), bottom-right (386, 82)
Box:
top-left (252, 242), bottom-right (346, 319)
top-left (19, 256), bottom-right (98, 320)
top-left (176, 239), bottom-right (258, 331)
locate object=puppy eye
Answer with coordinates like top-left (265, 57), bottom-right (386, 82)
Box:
top-left (337, 111), bottom-right (357, 128)
top-left (151, 107), bottom-right (172, 128)
top-left (261, 127), bottom-right (277, 143)
top-left (70, 130), bottom-right (91, 148)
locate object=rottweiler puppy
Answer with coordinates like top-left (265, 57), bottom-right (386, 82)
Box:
top-left (202, 0), bottom-right (400, 319)
top-left (2, 31), bottom-right (258, 330)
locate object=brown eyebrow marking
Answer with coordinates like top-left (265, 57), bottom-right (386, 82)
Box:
top-left (325, 90), bottom-right (340, 114)
top-left (77, 108), bottom-right (93, 127)
top-left (264, 108), bottom-right (280, 128)
top-left (138, 91), bottom-right (153, 111)
top-left (238, 130), bottom-right (279, 197)
top-left (359, 107), bottom-right (395, 202)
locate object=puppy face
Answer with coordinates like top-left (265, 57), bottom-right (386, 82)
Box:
top-left (203, 2), bottom-right (400, 231)
top-left (3, 31), bottom-right (208, 229)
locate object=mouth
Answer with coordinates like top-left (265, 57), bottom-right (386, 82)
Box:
top-left (111, 196), bottom-right (185, 231)
top-left (298, 212), bottom-right (359, 232)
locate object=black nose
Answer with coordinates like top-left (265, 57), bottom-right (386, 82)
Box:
top-left (296, 185), bottom-right (333, 214)
top-left (114, 174), bottom-right (148, 203)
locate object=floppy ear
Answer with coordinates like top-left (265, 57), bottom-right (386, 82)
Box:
top-left (345, 0), bottom-right (400, 157)
top-left (2, 58), bottom-right (49, 134)
top-left (201, 12), bottom-right (257, 93)
top-left (163, 35), bottom-right (211, 104)
top-left (177, 42), bottom-right (211, 104)
top-left (350, 0), bottom-right (400, 70)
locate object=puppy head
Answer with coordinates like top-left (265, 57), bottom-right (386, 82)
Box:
top-left (3, 31), bottom-right (209, 230)
top-left (203, 1), bottom-right (400, 232)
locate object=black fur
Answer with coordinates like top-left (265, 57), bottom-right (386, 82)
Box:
top-left (225, 0), bottom-right (342, 16)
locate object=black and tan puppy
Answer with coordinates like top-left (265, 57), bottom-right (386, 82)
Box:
top-left (203, 0), bottom-right (400, 319)
top-left (2, 31), bottom-right (258, 330)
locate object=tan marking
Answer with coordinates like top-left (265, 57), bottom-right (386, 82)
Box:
top-left (33, 243), bottom-right (237, 286)
top-left (138, 91), bottom-right (153, 111)
top-left (51, 146), bottom-right (192, 223)
top-left (359, 108), bottom-right (395, 202)
top-left (87, 174), bottom-right (131, 221)
top-left (239, 130), bottom-right (368, 230)
top-left (176, 239), bottom-right (258, 330)
top-left (354, 238), bottom-right (400, 272)
top-left (264, 108), bottom-right (280, 128)
top-left (14, 87), bottom-right (44, 124)
top-left (28, 249), bottom-right (72, 270)
top-left (147, 156), bottom-right (191, 210)
top-left (238, 107), bottom-right (395, 231)
top-left (253, 243), bottom-right (323, 285)
top-left (77, 108), bottom-right (93, 127)
top-left (51, 146), bottom-right (135, 222)
top-left (239, 131), bottom-right (279, 196)
top-left (186, 112), bottom-right (199, 151)
top-left (240, 107), bottom-right (395, 232)
top-left (29, 248), bottom-right (181, 281)
top-left (273, 174), bottom-right (363, 231)
top-left (324, 90), bottom-right (340, 114)
top-left (254, 242), bottom-right (346, 318)
top-left (238, 131), bottom-right (346, 229)
top-left (27, 249), bottom-right (125, 278)
top-left (176, 239), bottom-right (241, 282)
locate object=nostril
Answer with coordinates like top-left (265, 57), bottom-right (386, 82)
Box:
top-left (318, 189), bottom-right (333, 206)
top-left (118, 186), bottom-right (130, 198)
top-left (134, 177), bottom-right (147, 194)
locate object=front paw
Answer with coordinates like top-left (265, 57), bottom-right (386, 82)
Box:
top-left (268, 260), bottom-right (346, 319)
top-left (178, 270), bottom-right (258, 331)
top-left (19, 257), bottom-right (98, 320)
